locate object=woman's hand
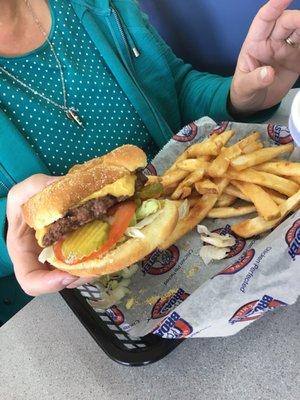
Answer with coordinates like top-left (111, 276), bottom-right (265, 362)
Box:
top-left (230, 0), bottom-right (300, 115)
top-left (6, 174), bottom-right (92, 296)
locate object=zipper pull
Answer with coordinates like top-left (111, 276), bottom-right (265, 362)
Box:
top-left (111, 5), bottom-right (140, 58)
top-left (125, 24), bottom-right (140, 58)
top-left (132, 47), bottom-right (140, 58)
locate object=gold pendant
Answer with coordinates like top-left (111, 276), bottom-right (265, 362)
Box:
top-left (66, 108), bottom-right (83, 127)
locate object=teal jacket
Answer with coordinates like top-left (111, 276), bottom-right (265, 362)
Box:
top-left (0, 0), bottom-right (274, 278)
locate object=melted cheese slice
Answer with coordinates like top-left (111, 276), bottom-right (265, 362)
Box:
top-left (79, 174), bottom-right (136, 203)
top-left (36, 227), bottom-right (48, 246)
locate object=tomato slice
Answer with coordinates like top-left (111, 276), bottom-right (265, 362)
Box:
top-left (54, 200), bottom-right (136, 265)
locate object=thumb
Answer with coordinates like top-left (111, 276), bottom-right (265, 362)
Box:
top-left (15, 267), bottom-right (79, 297)
top-left (238, 66), bottom-right (275, 98)
top-left (7, 174), bottom-right (62, 225)
top-left (8, 175), bottom-right (61, 209)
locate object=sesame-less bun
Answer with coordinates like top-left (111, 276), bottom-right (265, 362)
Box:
top-left (46, 200), bottom-right (178, 277)
top-left (22, 145), bottom-right (147, 230)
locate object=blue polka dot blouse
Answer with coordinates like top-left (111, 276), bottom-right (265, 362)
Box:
top-left (0, 0), bottom-right (159, 175)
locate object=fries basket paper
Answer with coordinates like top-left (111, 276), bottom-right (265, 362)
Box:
top-left (86, 117), bottom-right (300, 339)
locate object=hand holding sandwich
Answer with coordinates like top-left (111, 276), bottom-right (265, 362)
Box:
top-left (9, 146), bottom-right (178, 296)
top-left (6, 174), bottom-right (92, 296)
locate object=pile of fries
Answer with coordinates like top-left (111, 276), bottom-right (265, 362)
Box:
top-left (152, 130), bottom-right (300, 248)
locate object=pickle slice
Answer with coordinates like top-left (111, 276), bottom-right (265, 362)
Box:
top-left (137, 182), bottom-right (164, 199)
top-left (62, 220), bottom-right (109, 262)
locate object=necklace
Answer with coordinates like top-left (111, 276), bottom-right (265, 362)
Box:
top-left (0, 0), bottom-right (83, 127)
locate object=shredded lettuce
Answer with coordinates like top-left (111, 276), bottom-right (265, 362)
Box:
top-left (89, 264), bottom-right (138, 310)
top-left (200, 245), bottom-right (230, 265)
top-left (125, 227), bottom-right (146, 239)
top-left (38, 246), bottom-right (54, 264)
top-left (197, 225), bottom-right (235, 247)
top-left (121, 264), bottom-right (138, 278)
top-left (197, 225), bottom-right (236, 265)
top-left (88, 287), bottom-right (131, 310)
top-left (125, 208), bottom-right (163, 238)
top-left (136, 199), bottom-right (161, 221)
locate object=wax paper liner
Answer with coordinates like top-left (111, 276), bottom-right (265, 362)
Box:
top-left (87, 117), bottom-right (300, 339)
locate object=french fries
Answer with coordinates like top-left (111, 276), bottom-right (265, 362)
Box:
top-left (160, 178), bottom-right (229, 249)
top-left (164, 151), bottom-right (188, 174)
top-left (187, 138), bottom-right (221, 157)
top-left (231, 181), bottom-right (280, 221)
top-left (161, 169), bottom-right (189, 187)
top-left (208, 205), bottom-right (256, 219)
top-left (195, 179), bottom-right (219, 195)
top-left (289, 175), bottom-right (300, 185)
top-left (212, 130), bottom-right (236, 147)
top-left (146, 175), bottom-right (161, 185)
top-left (242, 141), bottom-right (263, 154)
top-left (227, 168), bottom-right (299, 197)
top-left (207, 146), bottom-right (241, 178)
top-left (187, 130), bottom-right (235, 157)
top-left (216, 193), bottom-right (237, 207)
top-left (181, 187), bottom-right (192, 198)
top-left (207, 133), bottom-right (264, 178)
top-left (176, 159), bottom-right (209, 172)
top-left (263, 188), bottom-right (287, 205)
top-left (255, 161), bottom-right (300, 176)
top-left (230, 143), bottom-right (294, 171)
top-left (171, 169), bottom-right (205, 199)
top-left (224, 184), bottom-right (251, 202)
top-left (232, 189), bottom-right (300, 238)
top-left (237, 131), bottom-right (261, 150)
top-left (156, 128), bottom-right (300, 244)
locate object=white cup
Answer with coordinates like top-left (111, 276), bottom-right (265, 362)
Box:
top-left (289, 90), bottom-right (300, 146)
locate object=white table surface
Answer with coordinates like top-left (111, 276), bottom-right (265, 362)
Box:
top-left (0, 89), bottom-right (299, 400)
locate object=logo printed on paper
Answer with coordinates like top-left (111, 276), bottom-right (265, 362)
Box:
top-left (172, 122), bottom-right (198, 142)
top-left (216, 249), bottom-right (256, 276)
top-left (144, 163), bottom-right (157, 176)
top-left (209, 121), bottom-right (230, 136)
top-left (106, 305), bottom-right (125, 326)
top-left (142, 245), bottom-right (180, 275)
top-left (267, 124), bottom-right (293, 145)
top-left (229, 295), bottom-right (287, 324)
top-left (285, 219), bottom-right (300, 261)
top-left (152, 311), bottom-right (193, 339)
top-left (151, 288), bottom-right (190, 319)
top-left (213, 225), bottom-right (246, 259)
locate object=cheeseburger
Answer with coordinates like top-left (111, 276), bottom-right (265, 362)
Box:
top-left (22, 145), bottom-right (178, 277)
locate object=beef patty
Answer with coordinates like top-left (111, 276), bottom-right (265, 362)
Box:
top-left (42, 171), bottom-right (147, 247)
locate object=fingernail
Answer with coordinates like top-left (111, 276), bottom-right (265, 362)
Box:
top-left (62, 276), bottom-right (78, 286)
top-left (260, 66), bottom-right (268, 81)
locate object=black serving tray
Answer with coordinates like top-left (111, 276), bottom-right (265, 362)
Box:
top-left (60, 286), bottom-right (183, 366)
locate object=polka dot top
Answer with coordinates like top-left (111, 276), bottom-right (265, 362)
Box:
top-left (0, 0), bottom-right (159, 175)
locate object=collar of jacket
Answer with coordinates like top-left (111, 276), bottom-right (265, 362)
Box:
top-left (71, 0), bottom-right (111, 17)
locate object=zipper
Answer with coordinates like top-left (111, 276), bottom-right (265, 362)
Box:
top-left (111, 7), bottom-right (140, 59)
top-left (0, 163), bottom-right (16, 194)
top-left (0, 180), bottom-right (9, 192)
top-left (106, 7), bottom-right (171, 144)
